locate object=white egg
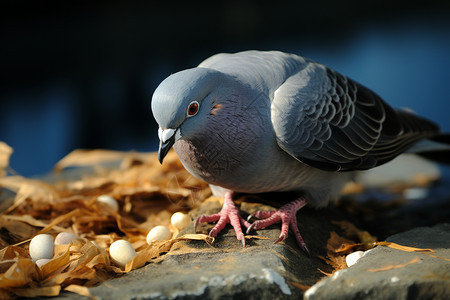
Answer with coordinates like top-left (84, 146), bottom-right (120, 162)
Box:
top-left (54, 232), bottom-right (77, 245)
top-left (29, 234), bottom-right (54, 262)
top-left (170, 212), bottom-right (191, 230)
top-left (35, 258), bottom-right (51, 268)
top-left (345, 251), bottom-right (364, 267)
top-left (97, 195), bottom-right (119, 212)
top-left (146, 225), bottom-right (172, 244)
top-left (109, 240), bottom-right (136, 267)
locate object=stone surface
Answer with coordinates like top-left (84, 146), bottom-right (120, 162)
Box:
top-left (52, 198), bottom-right (354, 300)
top-left (305, 223), bottom-right (450, 300)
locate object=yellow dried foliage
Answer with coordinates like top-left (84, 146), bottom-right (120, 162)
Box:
top-left (0, 145), bottom-right (211, 298)
top-left (321, 222), bottom-right (440, 274)
top-left (375, 241), bottom-right (434, 253)
top-left (0, 142), bottom-right (13, 178)
top-left (319, 221), bottom-right (378, 274)
top-left (366, 257), bottom-right (420, 272)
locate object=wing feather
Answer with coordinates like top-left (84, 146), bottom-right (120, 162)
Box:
top-left (272, 61), bottom-right (440, 171)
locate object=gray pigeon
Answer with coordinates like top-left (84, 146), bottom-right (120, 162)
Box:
top-left (151, 50), bottom-right (449, 252)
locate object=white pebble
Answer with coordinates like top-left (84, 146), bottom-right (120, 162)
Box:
top-left (146, 225), bottom-right (172, 244)
top-left (403, 187), bottom-right (429, 200)
top-left (170, 212), bottom-right (191, 230)
top-left (35, 258), bottom-right (51, 268)
top-left (54, 232), bottom-right (77, 245)
top-left (109, 240), bottom-right (136, 267)
top-left (29, 234), bottom-right (54, 262)
top-left (346, 251), bottom-right (364, 267)
top-left (97, 195), bottom-right (119, 211)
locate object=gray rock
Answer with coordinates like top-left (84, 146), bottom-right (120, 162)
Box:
top-left (305, 223), bottom-right (450, 300)
top-left (53, 199), bottom-right (346, 300)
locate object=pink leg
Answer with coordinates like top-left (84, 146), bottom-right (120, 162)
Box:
top-left (195, 191), bottom-right (251, 246)
top-left (247, 197), bottom-right (309, 254)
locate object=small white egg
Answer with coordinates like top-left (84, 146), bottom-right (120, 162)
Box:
top-left (170, 212), bottom-right (191, 230)
top-left (146, 225), bottom-right (172, 244)
top-left (97, 195), bottom-right (119, 212)
top-left (29, 234), bottom-right (54, 262)
top-left (35, 258), bottom-right (51, 268)
top-left (109, 240), bottom-right (136, 267)
top-left (54, 232), bottom-right (77, 245)
top-left (345, 251), bottom-right (364, 267)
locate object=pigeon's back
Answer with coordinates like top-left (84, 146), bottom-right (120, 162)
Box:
top-left (198, 50), bottom-right (309, 99)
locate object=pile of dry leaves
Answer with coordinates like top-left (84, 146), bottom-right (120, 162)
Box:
top-left (0, 142), bottom-right (212, 298)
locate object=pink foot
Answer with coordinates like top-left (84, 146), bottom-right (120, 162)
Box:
top-left (195, 192), bottom-right (251, 247)
top-left (246, 198), bottom-right (309, 254)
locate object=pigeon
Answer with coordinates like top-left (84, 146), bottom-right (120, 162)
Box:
top-left (151, 50), bottom-right (449, 252)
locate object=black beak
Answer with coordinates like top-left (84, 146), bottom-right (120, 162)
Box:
top-left (158, 135), bottom-right (176, 164)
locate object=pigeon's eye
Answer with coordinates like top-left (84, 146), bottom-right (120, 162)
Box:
top-left (187, 101), bottom-right (200, 117)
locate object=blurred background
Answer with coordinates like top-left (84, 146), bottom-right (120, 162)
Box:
top-left (1, 1), bottom-right (450, 177)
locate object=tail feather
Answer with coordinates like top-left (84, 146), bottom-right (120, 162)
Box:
top-left (408, 133), bottom-right (450, 164)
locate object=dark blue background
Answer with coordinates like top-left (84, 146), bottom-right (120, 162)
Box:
top-left (1, 1), bottom-right (450, 176)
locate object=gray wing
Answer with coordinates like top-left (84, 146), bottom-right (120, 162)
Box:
top-left (272, 61), bottom-right (440, 171)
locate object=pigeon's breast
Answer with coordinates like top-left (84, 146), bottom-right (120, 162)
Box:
top-left (174, 134), bottom-right (351, 207)
top-left (173, 93), bottom-right (274, 187)
top-left (173, 125), bottom-right (265, 187)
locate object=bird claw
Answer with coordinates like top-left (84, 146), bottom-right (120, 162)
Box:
top-left (274, 232), bottom-right (287, 244)
top-left (245, 222), bottom-right (256, 235)
top-left (246, 198), bottom-right (310, 253)
top-left (239, 234), bottom-right (245, 247)
top-left (196, 194), bottom-right (309, 252)
top-left (194, 217), bottom-right (200, 233)
top-left (246, 211), bottom-right (257, 222)
top-left (194, 192), bottom-right (250, 246)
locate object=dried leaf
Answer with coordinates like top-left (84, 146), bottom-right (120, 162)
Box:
top-left (422, 253), bottom-right (450, 262)
top-left (40, 246), bottom-right (71, 278)
top-left (327, 231), bottom-right (357, 255)
top-left (317, 267), bottom-right (333, 277)
top-left (177, 234), bottom-right (214, 244)
top-left (366, 257), bottom-right (420, 272)
top-left (0, 245), bottom-right (30, 261)
top-left (244, 235), bottom-right (270, 240)
top-left (3, 214), bottom-right (49, 228)
top-left (35, 209), bottom-right (82, 235)
top-left (0, 259), bottom-right (40, 289)
top-left (53, 149), bottom-right (128, 172)
top-left (321, 221), bottom-right (378, 274)
top-left (0, 141), bottom-right (13, 177)
top-left (0, 176), bottom-right (58, 213)
top-left (332, 220), bottom-right (377, 247)
top-left (11, 285), bottom-right (61, 297)
top-left (64, 284), bottom-right (95, 299)
top-left (376, 241), bottom-right (435, 253)
top-left (288, 281), bottom-right (311, 291)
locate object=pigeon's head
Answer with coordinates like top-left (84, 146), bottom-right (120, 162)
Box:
top-left (151, 67), bottom-right (227, 164)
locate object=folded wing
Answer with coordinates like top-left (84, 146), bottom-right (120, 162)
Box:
top-left (271, 62), bottom-right (440, 171)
